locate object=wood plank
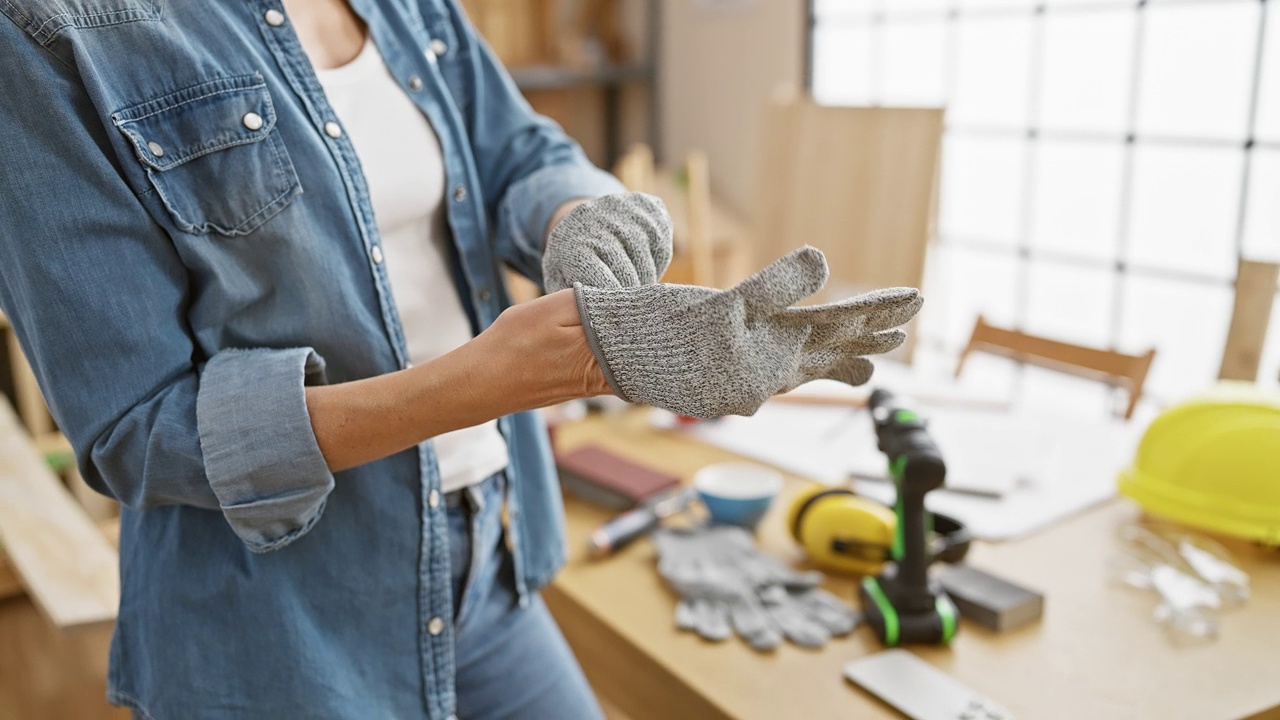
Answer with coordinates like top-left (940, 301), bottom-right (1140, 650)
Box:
top-left (2, 311), bottom-right (55, 436)
top-left (598, 697), bottom-right (633, 720)
top-left (0, 549), bottom-right (22, 601)
top-left (649, 171), bottom-right (754, 289)
top-left (1220, 260), bottom-right (1279, 381)
top-left (97, 518), bottom-right (120, 551)
top-left (0, 400), bottom-right (118, 630)
top-left (32, 432), bottom-right (72, 459)
top-left (753, 100), bottom-right (943, 298)
top-left (650, 173), bottom-right (752, 251)
top-left (67, 470), bottom-right (119, 524)
top-left (752, 99), bottom-right (943, 360)
top-left (683, 151), bottom-right (715, 287)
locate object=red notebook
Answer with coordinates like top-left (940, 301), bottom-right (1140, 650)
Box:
top-left (555, 445), bottom-right (681, 510)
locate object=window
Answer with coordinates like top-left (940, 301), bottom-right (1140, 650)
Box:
top-left (808, 0), bottom-right (1279, 407)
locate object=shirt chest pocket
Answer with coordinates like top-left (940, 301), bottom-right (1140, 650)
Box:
top-left (112, 74), bottom-right (301, 237)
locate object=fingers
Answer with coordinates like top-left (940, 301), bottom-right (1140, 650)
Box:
top-left (796, 351), bottom-right (875, 386)
top-left (624, 193), bottom-right (674, 280)
top-left (843, 328), bottom-right (907, 357)
top-left (729, 597), bottom-right (783, 651)
top-left (595, 193), bottom-right (672, 285)
top-left (827, 356), bottom-right (875, 387)
top-left (732, 246), bottom-right (829, 309)
top-left (801, 321), bottom-right (866, 354)
top-left (549, 192), bottom-right (674, 288)
top-left (779, 287), bottom-right (922, 333)
top-left (764, 601), bottom-right (831, 649)
top-left (863, 291), bottom-right (923, 333)
top-left (590, 253), bottom-right (636, 288)
top-left (690, 599), bottom-right (732, 641)
top-left (801, 315), bottom-right (907, 355)
top-left (797, 589), bottom-right (861, 636)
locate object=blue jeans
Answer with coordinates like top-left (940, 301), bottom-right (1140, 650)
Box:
top-left (448, 474), bottom-right (604, 720)
top-left (131, 471), bottom-right (600, 720)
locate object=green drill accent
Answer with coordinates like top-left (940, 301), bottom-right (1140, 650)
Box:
top-left (893, 409), bottom-right (919, 423)
top-left (863, 577), bottom-right (900, 647)
top-left (937, 595), bottom-right (959, 643)
top-left (890, 455), bottom-right (907, 561)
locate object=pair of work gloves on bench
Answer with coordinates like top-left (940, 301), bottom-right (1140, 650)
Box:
top-left (654, 525), bottom-right (859, 650)
top-left (543, 192), bottom-right (923, 417)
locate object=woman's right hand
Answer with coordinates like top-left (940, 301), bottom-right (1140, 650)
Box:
top-left (475, 288), bottom-right (613, 409)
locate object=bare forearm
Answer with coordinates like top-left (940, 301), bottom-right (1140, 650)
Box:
top-left (305, 289), bottom-right (607, 472)
top-left (306, 340), bottom-right (504, 473)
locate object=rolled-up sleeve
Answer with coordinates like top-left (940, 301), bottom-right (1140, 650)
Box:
top-left (197, 348), bottom-right (335, 552)
top-left (0, 25), bottom-right (334, 554)
top-left (497, 163), bottom-right (625, 283)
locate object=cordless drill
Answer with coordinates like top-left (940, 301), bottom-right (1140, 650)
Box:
top-left (858, 388), bottom-right (959, 646)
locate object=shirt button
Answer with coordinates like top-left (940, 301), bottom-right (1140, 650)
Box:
top-left (264, 8), bottom-right (285, 26)
top-left (242, 112), bottom-right (264, 131)
top-left (324, 121), bottom-right (343, 138)
top-left (429, 38), bottom-right (448, 56)
top-left (370, 245), bottom-right (384, 265)
top-left (146, 141), bottom-right (164, 158)
top-left (453, 185), bottom-right (467, 202)
top-left (477, 288), bottom-right (491, 302)
top-left (407, 75), bottom-right (423, 92)
top-left (424, 48), bottom-right (438, 64)
top-left (428, 616), bottom-right (445, 635)
top-left (428, 489), bottom-right (441, 509)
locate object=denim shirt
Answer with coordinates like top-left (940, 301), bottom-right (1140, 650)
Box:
top-left (0, 0), bottom-right (623, 717)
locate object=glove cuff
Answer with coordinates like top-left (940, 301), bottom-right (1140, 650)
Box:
top-left (574, 282), bottom-right (631, 402)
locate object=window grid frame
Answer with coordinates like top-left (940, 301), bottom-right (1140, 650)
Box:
top-left (805, 0), bottom-right (1276, 397)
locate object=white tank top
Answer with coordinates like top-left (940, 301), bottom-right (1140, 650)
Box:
top-left (316, 38), bottom-right (509, 493)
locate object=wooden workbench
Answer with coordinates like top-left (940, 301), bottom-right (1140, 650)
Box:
top-left (547, 411), bottom-right (1280, 720)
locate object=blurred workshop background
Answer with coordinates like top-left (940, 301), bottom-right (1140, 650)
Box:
top-left (2, 1), bottom-right (1278, 719)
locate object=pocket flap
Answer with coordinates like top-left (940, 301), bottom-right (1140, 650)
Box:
top-left (112, 74), bottom-right (277, 172)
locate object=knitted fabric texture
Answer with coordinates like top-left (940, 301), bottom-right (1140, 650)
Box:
top-left (542, 192), bottom-right (673, 292)
top-left (653, 525), bottom-right (859, 650)
top-left (575, 246), bottom-right (922, 418)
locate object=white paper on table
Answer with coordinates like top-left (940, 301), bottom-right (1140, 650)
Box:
top-left (680, 380), bottom-right (1145, 541)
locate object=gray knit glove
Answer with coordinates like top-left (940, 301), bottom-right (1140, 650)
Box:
top-left (543, 192), bottom-right (673, 292)
top-left (654, 525), bottom-right (860, 651)
top-left (574, 246), bottom-right (922, 418)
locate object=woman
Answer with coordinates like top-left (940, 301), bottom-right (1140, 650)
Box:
top-left (1, 0), bottom-right (647, 716)
top-left (0, 0), bottom-right (917, 717)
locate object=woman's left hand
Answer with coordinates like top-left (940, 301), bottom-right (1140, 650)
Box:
top-left (541, 192), bottom-right (673, 292)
